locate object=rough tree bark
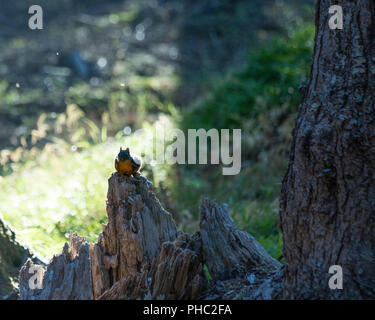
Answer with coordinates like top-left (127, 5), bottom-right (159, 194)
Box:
top-left (89, 173), bottom-right (180, 298)
top-left (280, 0), bottom-right (375, 299)
top-left (199, 198), bottom-right (282, 299)
top-left (199, 198), bottom-right (280, 280)
top-left (18, 174), bottom-right (280, 300)
top-left (19, 174), bottom-right (208, 300)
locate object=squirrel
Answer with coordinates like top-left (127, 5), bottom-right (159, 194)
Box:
top-left (115, 147), bottom-right (142, 177)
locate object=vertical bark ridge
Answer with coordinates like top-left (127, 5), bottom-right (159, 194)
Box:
top-left (280, 0), bottom-right (375, 299)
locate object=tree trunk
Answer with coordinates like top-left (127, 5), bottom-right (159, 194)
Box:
top-left (280, 0), bottom-right (375, 299)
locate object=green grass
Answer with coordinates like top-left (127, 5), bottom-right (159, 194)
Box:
top-left (0, 116), bottom-right (175, 259)
top-left (1, 142), bottom-right (111, 258)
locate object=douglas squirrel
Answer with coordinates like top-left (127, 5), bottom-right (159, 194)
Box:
top-left (115, 147), bottom-right (142, 177)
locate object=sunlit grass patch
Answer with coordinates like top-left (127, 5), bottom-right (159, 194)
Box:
top-left (0, 116), bottom-right (176, 259)
top-left (1, 143), bottom-right (111, 258)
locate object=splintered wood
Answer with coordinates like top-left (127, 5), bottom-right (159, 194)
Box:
top-left (19, 173), bottom-right (281, 300)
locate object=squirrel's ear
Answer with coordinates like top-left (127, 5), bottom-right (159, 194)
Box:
top-left (126, 147), bottom-right (130, 152)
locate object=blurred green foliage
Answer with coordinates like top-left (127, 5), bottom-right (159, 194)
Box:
top-left (0, 110), bottom-right (176, 258)
top-left (172, 24), bottom-right (314, 259)
top-left (0, 24), bottom-right (314, 261)
top-left (183, 25), bottom-right (314, 130)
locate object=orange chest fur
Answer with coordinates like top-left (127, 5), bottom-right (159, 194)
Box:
top-left (116, 159), bottom-right (134, 175)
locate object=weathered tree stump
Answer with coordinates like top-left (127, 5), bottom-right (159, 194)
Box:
top-left (18, 173), bottom-right (282, 300)
top-left (99, 232), bottom-right (204, 300)
top-left (147, 232), bottom-right (204, 299)
top-left (19, 233), bottom-right (92, 300)
top-left (199, 198), bottom-right (282, 299)
top-left (90, 173), bottom-right (180, 298)
top-left (19, 174), bottom-right (207, 299)
top-left (200, 198), bottom-right (281, 280)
